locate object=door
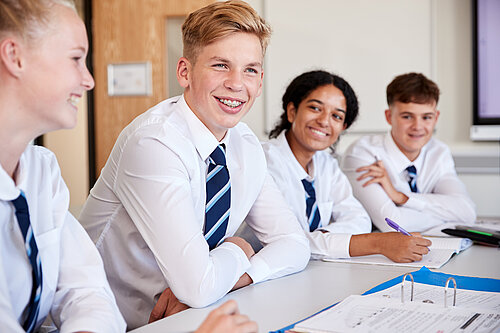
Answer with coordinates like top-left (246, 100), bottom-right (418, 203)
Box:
top-left (91, 0), bottom-right (213, 180)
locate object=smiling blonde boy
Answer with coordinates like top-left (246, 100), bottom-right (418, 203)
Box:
top-left (342, 73), bottom-right (476, 233)
top-left (79, 1), bottom-right (309, 329)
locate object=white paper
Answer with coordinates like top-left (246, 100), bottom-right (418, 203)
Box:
top-left (323, 237), bottom-right (472, 268)
top-left (294, 295), bottom-right (500, 333)
top-left (370, 282), bottom-right (500, 311)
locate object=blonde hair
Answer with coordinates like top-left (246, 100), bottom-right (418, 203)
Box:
top-left (0, 0), bottom-right (76, 41)
top-left (182, 0), bottom-right (271, 62)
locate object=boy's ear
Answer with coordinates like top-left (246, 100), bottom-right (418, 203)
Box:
top-left (0, 37), bottom-right (24, 78)
top-left (176, 57), bottom-right (191, 89)
top-left (286, 102), bottom-right (297, 124)
top-left (384, 108), bottom-right (392, 125)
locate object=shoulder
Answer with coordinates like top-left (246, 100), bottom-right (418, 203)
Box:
top-left (344, 134), bottom-right (383, 157)
top-left (425, 137), bottom-right (451, 154)
top-left (423, 138), bottom-right (454, 164)
top-left (231, 122), bottom-right (263, 154)
top-left (261, 136), bottom-right (284, 160)
top-left (24, 145), bottom-right (61, 173)
top-left (116, 97), bottom-right (195, 157)
top-left (314, 150), bottom-right (343, 178)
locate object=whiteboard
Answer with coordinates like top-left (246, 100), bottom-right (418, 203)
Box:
top-left (263, 0), bottom-right (435, 134)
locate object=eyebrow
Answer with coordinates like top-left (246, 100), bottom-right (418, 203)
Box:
top-left (209, 57), bottom-right (262, 68)
top-left (400, 111), bottom-right (435, 116)
top-left (307, 99), bottom-right (346, 113)
top-left (71, 46), bottom-right (87, 53)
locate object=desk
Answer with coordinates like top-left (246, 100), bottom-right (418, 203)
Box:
top-left (130, 245), bottom-right (500, 333)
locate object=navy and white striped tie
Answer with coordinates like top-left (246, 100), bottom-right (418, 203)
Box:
top-left (301, 179), bottom-right (321, 232)
top-left (11, 191), bottom-right (43, 333)
top-left (204, 144), bottom-right (231, 250)
top-left (406, 165), bottom-right (418, 193)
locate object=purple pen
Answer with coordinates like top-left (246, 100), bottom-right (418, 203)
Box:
top-left (385, 217), bottom-right (411, 236)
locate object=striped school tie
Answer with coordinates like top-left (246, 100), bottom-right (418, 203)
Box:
top-left (204, 144), bottom-right (231, 250)
top-left (301, 179), bottom-right (321, 232)
top-left (11, 191), bottom-right (43, 333)
top-left (406, 165), bottom-right (418, 193)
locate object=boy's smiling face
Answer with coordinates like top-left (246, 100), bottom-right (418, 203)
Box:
top-left (385, 101), bottom-right (439, 161)
top-left (177, 32), bottom-right (264, 141)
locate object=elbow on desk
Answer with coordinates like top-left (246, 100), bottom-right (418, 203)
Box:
top-left (175, 288), bottom-right (223, 309)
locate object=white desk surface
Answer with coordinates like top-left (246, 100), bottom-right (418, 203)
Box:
top-left (130, 245), bottom-right (500, 333)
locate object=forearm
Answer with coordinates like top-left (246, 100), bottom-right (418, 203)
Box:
top-left (406, 192), bottom-right (476, 223)
top-left (349, 233), bottom-right (381, 257)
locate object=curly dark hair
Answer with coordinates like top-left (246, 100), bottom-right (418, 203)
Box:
top-left (269, 70), bottom-right (359, 139)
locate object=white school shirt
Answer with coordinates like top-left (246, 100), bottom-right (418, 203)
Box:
top-left (79, 95), bottom-right (310, 329)
top-left (341, 133), bottom-right (476, 232)
top-left (0, 145), bottom-right (125, 333)
top-left (262, 132), bottom-right (371, 259)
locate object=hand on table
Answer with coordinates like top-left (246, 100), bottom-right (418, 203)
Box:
top-left (148, 287), bottom-right (189, 323)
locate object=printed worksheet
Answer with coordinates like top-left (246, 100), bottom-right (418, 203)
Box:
top-left (369, 282), bottom-right (500, 311)
top-left (293, 295), bottom-right (500, 333)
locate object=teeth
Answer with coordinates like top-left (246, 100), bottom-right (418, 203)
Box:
top-left (218, 98), bottom-right (242, 108)
top-left (311, 128), bottom-right (327, 136)
top-left (69, 95), bottom-right (80, 107)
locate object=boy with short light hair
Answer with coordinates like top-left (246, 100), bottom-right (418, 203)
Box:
top-left (342, 73), bottom-right (476, 232)
top-left (79, 1), bottom-right (310, 329)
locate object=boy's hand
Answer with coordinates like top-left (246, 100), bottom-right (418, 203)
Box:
top-left (195, 300), bottom-right (258, 333)
top-left (356, 160), bottom-right (409, 205)
top-left (377, 232), bottom-right (432, 263)
top-left (148, 287), bottom-right (189, 323)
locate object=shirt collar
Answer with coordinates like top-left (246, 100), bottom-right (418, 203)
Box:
top-left (277, 131), bottom-right (312, 181)
top-left (384, 131), bottom-right (426, 174)
top-left (0, 151), bottom-right (25, 201)
top-left (177, 94), bottom-right (229, 161)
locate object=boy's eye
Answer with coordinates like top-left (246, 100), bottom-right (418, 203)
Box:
top-left (213, 63), bottom-right (227, 69)
top-left (309, 106), bottom-right (320, 112)
top-left (246, 68), bottom-right (258, 74)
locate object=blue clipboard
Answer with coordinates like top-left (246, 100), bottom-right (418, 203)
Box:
top-left (271, 266), bottom-right (500, 333)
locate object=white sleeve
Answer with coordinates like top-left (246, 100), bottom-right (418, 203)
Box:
top-left (342, 154), bottom-right (443, 232)
top-left (403, 153), bottom-right (476, 224)
top-left (244, 173), bottom-right (310, 283)
top-left (50, 213), bottom-right (126, 333)
top-left (114, 134), bottom-right (250, 308)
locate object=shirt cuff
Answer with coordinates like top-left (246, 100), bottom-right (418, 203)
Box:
top-left (308, 231), bottom-right (352, 259)
top-left (217, 241), bottom-right (252, 273)
top-left (403, 194), bottom-right (426, 211)
top-left (245, 255), bottom-right (271, 284)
